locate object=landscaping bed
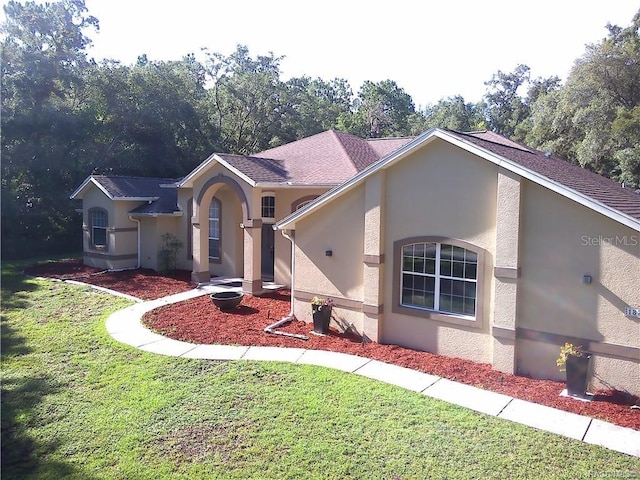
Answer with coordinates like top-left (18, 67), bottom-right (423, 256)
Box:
top-left (24, 258), bottom-right (193, 300)
top-left (29, 260), bottom-right (640, 430)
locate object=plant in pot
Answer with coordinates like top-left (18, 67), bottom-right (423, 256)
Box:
top-left (311, 296), bottom-right (334, 334)
top-left (556, 342), bottom-right (591, 398)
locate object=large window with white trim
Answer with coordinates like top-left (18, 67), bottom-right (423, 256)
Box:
top-left (90, 208), bottom-right (107, 249)
top-left (208, 198), bottom-right (221, 260)
top-left (401, 242), bottom-right (477, 317)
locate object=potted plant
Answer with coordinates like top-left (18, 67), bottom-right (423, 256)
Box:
top-left (311, 296), bottom-right (333, 334)
top-left (556, 342), bottom-right (591, 398)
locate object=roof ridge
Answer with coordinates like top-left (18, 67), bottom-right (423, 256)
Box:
top-left (94, 174), bottom-right (178, 181)
top-left (333, 130), bottom-right (381, 171)
top-left (452, 130), bottom-right (535, 154)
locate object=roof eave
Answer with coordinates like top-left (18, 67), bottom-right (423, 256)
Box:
top-left (442, 131), bottom-right (640, 232)
top-left (276, 128), bottom-right (640, 232)
top-left (69, 176), bottom-right (114, 200)
top-left (114, 196), bottom-right (160, 202)
top-left (129, 211), bottom-right (183, 218)
top-left (176, 153), bottom-right (217, 188)
top-left (256, 182), bottom-right (339, 189)
top-left (275, 128), bottom-right (437, 230)
top-left (214, 155), bottom-right (258, 187)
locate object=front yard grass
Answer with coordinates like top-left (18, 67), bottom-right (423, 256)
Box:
top-left (2, 261), bottom-right (639, 479)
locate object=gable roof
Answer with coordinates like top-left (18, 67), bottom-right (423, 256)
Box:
top-left (70, 175), bottom-right (181, 216)
top-left (177, 130), bottom-right (414, 188)
top-left (277, 128), bottom-right (640, 232)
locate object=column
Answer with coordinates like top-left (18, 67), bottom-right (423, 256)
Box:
top-left (242, 219), bottom-right (263, 294)
top-left (362, 171), bottom-right (385, 342)
top-left (492, 169), bottom-right (521, 373)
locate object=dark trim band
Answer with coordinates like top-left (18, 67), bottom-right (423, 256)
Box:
top-left (295, 290), bottom-right (365, 312)
top-left (363, 254), bottom-right (385, 264)
top-left (494, 266), bottom-right (520, 279)
top-left (84, 252), bottom-right (137, 261)
top-left (516, 327), bottom-right (639, 361)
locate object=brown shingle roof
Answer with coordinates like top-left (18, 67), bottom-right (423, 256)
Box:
top-left (92, 175), bottom-right (180, 215)
top-left (92, 175), bottom-right (178, 198)
top-left (247, 130), bottom-right (414, 185)
top-left (449, 130), bottom-right (640, 221)
top-left (366, 136), bottom-right (415, 158)
top-left (217, 154), bottom-right (289, 183)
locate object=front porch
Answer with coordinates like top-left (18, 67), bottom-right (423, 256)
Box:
top-left (197, 276), bottom-right (285, 296)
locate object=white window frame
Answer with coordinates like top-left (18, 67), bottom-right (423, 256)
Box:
top-left (208, 198), bottom-right (221, 261)
top-left (261, 193), bottom-right (275, 220)
top-left (90, 208), bottom-right (108, 250)
top-left (400, 242), bottom-right (478, 319)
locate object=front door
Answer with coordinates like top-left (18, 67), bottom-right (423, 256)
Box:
top-left (261, 224), bottom-right (275, 281)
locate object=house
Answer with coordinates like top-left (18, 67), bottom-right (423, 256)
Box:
top-left (70, 130), bottom-right (413, 292)
top-left (71, 127), bottom-right (640, 394)
top-left (274, 128), bottom-right (640, 395)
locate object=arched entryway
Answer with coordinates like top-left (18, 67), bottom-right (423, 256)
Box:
top-left (191, 174), bottom-right (249, 284)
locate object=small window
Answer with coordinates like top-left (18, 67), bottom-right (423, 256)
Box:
top-left (261, 195), bottom-right (275, 218)
top-left (208, 199), bottom-right (220, 260)
top-left (90, 209), bottom-right (107, 249)
top-left (401, 242), bottom-right (477, 317)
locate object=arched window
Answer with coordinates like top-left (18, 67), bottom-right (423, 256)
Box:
top-left (89, 208), bottom-right (108, 250)
top-left (291, 195), bottom-right (318, 212)
top-left (208, 198), bottom-right (221, 260)
top-left (295, 200), bottom-right (313, 211)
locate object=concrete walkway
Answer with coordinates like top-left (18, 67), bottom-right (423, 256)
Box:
top-left (98, 282), bottom-right (639, 458)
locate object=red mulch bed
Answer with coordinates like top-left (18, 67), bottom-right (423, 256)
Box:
top-left (24, 258), bottom-right (193, 301)
top-left (29, 261), bottom-right (640, 430)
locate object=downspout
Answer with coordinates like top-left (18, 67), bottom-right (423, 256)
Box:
top-left (264, 228), bottom-right (308, 340)
top-left (128, 215), bottom-right (141, 269)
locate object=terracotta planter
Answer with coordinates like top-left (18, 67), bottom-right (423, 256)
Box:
top-left (312, 305), bottom-right (331, 334)
top-left (565, 354), bottom-right (591, 397)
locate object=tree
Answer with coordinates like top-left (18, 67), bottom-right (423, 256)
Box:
top-left (204, 45), bottom-right (291, 154)
top-left (482, 64), bottom-right (531, 137)
top-left (423, 95), bottom-right (485, 132)
top-left (1, 0), bottom-right (99, 257)
top-left (345, 80), bottom-right (416, 138)
top-left (527, 10), bottom-right (640, 186)
top-left (85, 55), bottom-right (218, 177)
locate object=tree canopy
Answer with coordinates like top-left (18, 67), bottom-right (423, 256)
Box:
top-left (2, 0), bottom-right (639, 258)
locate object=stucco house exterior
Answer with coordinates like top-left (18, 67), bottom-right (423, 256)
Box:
top-left (275, 128), bottom-right (640, 395)
top-left (70, 130), bottom-right (412, 292)
top-left (71, 127), bottom-right (640, 394)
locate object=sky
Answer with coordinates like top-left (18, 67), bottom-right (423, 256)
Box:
top-left (5, 0), bottom-right (640, 108)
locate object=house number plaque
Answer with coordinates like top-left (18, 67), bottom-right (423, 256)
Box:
top-left (625, 307), bottom-right (640, 318)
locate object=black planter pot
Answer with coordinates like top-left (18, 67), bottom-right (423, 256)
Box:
top-left (565, 354), bottom-right (591, 397)
top-left (210, 291), bottom-right (243, 311)
top-left (312, 306), bottom-right (331, 334)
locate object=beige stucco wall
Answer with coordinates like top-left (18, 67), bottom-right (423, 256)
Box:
top-left (81, 187), bottom-right (139, 270)
top-left (294, 185), bottom-right (366, 329)
top-left (138, 216), bottom-right (182, 271)
top-left (176, 188), bottom-right (194, 271)
top-left (381, 139), bottom-right (498, 363)
top-left (517, 181), bottom-right (640, 393)
top-left (272, 188), bottom-right (328, 286)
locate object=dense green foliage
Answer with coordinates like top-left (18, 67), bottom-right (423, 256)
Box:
top-left (2, 262), bottom-right (638, 478)
top-left (2, 1), bottom-right (639, 258)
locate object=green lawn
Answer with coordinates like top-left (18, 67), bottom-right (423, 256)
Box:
top-left (2, 261), bottom-right (639, 479)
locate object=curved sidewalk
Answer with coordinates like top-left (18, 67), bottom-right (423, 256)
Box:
top-left (102, 284), bottom-right (639, 458)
